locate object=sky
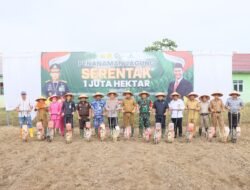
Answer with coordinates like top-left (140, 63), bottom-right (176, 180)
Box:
top-left (0, 0), bottom-right (249, 53)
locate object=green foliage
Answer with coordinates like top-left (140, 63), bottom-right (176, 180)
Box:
top-left (144, 38), bottom-right (178, 52)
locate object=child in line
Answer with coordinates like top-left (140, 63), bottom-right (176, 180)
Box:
top-left (76, 94), bottom-right (91, 138)
top-left (91, 92), bottom-right (106, 136)
top-left (138, 91), bottom-right (152, 138)
top-left (169, 92), bottom-right (185, 138)
top-left (121, 90), bottom-right (137, 137)
top-left (105, 91), bottom-right (120, 136)
top-left (49, 95), bottom-right (62, 135)
top-left (62, 93), bottom-right (76, 130)
top-left (153, 92), bottom-right (168, 137)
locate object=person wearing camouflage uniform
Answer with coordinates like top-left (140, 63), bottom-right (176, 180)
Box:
top-left (137, 91), bottom-right (152, 138)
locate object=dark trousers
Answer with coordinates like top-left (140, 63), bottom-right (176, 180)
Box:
top-left (79, 116), bottom-right (89, 129)
top-left (64, 115), bottom-right (74, 128)
top-left (228, 112), bottom-right (240, 131)
top-left (171, 118), bottom-right (182, 137)
top-left (108, 117), bottom-right (118, 129)
top-left (155, 115), bottom-right (166, 129)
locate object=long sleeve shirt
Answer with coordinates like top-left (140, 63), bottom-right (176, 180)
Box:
top-left (169, 99), bottom-right (185, 118)
top-left (62, 101), bottom-right (76, 115)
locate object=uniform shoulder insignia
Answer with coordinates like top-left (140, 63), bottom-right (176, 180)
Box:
top-left (45, 80), bottom-right (51, 83)
top-left (60, 80), bottom-right (67, 83)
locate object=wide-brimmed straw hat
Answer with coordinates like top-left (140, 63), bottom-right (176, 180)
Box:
top-left (36, 96), bottom-right (47, 102)
top-left (107, 91), bottom-right (118, 97)
top-left (170, 92), bottom-right (180, 98)
top-left (78, 94), bottom-right (88, 99)
top-left (211, 91), bottom-right (223, 97)
top-left (199, 95), bottom-right (210, 100)
top-left (139, 91), bottom-right (150, 97)
top-left (229, 90), bottom-right (240, 96)
top-left (49, 95), bottom-right (59, 101)
top-left (93, 92), bottom-right (104, 98)
top-left (123, 90), bottom-right (133, 96)
top-left (187, 92), bottom-right (199, 98)
top-left (64, 92), bottom-right (74, 97)
top-left (155, 92), bottom-right (166, 97)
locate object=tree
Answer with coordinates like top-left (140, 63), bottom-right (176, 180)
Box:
top-left (144, 38), bottom-right (177, 52)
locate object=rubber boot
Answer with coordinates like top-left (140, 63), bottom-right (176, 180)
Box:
top-left (131, 128), bottom-right (134, 137)
top-left (29, 128), bottom-right (34, 138)
top-left (139, 128), bottom-right (143, 138)
top-left (20, 128), bottom-right (22, 138)
top-left (162, 128), bottom-right (166, 138)
top-left (80, 129), bottom-right (84, 138)
top-left (110, 129), bottom-right (113, 137)
top-left (199, 128), bottom-right (202, 136)
top-left (95, 128), bottom-right (98, 137)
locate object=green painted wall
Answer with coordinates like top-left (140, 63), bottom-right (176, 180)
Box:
top-left (233, 73), bottom-right (250, 103)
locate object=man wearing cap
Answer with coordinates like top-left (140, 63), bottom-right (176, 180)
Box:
top-left (77, 94), bottom-right (92, 138)
top-left (169, 92), bottom-right (185, 138)
top-left (121, 90), bottom-right (137, 137)
top-left (153, 92), bottom-right (169, 137)
top-left (225, 91), bottom-right (244, 141)
top-left (167, 63), bottom-right (193, 102)
top-left (43, 63), bottom-right (69, 98)
top-left (91, 92), bottom-right (106, 136)
top-left (209, 92), bottom-right (225, 140)
top-left (137, 91), bottom-right (152, 138)
top-left (185, 92), bottom-right (200, 137)
top-left (199, 95), bottom-right (211, 135)
top-left (16, 91), bottom-right (33, 138)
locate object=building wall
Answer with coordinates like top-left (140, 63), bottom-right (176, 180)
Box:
top-left (233, 73), bottom-right (250, 103)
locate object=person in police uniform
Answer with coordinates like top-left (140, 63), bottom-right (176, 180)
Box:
top-left (43, 63), bottom-right (69, 98)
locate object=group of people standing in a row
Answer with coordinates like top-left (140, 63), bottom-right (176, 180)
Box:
top-left (16, 88), bottom-right (243, 142)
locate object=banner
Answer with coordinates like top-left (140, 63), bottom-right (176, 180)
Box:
top-left (3, 51), bottom-right (233, 111)
top-left (41, 51), bottom-right (194, 101)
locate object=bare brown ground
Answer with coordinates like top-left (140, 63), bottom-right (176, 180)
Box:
top-left (0, 125), bottom-right (250, 190)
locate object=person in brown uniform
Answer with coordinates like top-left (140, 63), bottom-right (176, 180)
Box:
top-left (185, 92), bottom-right (200, 137)
top-left (35, 96), bottom-right (48, 135)
top-left (209, 92), bottom-right (225, 141)
top-left (121, 90), bottom-right (137, 137)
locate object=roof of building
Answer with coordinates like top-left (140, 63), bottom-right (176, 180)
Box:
top-left (233, 53), bottom-right (250, 73)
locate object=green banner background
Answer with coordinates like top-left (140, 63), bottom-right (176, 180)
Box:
top-left (41, 52), bottom-right (193, 101)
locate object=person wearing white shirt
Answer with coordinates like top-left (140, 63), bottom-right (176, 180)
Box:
top-left (16, 91), bottom-right (33, 137)
top-left (169, 92), bottom-right (185, 138)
